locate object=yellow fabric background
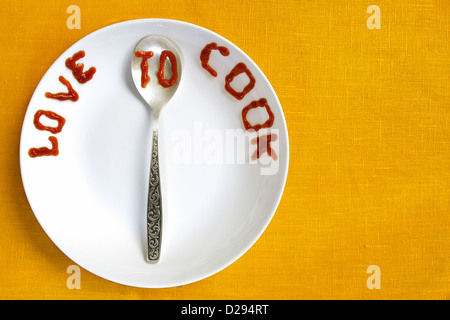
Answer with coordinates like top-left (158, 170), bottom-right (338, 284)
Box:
top-left (0, 0), bottom-right (448, 299)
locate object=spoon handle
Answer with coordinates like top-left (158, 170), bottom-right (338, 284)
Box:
top-left (147, 129), bottom-right (162, 262)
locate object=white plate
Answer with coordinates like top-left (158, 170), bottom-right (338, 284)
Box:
top-left (19, 19), bottom-right (289, 288)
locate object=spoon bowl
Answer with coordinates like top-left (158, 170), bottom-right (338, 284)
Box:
top-left (131, 35), bottom-right (183, 263)
top-left (132, 35), bottom-right (183, 113)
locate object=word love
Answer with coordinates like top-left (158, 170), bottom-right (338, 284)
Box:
top-left (200, 42), bottom-right (277, 161)
top-left (28, 50), bottom-right (96, 158)
top-left (135, 50), bottom-right (178, 88)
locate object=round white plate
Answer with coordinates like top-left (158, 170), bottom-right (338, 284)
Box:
top-left (20, 19), bottom-right (289, 288)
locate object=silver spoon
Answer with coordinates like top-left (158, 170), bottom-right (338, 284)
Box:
top-left (131, 35), bottom-right (183, 263)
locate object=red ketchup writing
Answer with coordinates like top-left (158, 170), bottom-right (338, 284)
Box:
top-left (135, 50), bottom-right (154, 88)
top-left (251, 134), bottom-right (278, 161)
top-left (241, 98), bottom-right (274, 131)
top-left (33, 110), bottom-right (66, 134)
top-left (65, 50), bottom-right (96, 84)
top-left (158, 50), bottom-right (178, 88)
top-left (135, 50), bottom-right (178, 88)
top-left (45, 76), bottom-right (79, 102)
top-left (200, 42), bottom-right (230, 77)
top-left (200, 43), bottom-right (277, 161)
top-left (28, 136), bottom-right (59, 158)
top-left (225, 63), bottom-right (256, 100)
top-left (29, 50), bottom-right (96, 158)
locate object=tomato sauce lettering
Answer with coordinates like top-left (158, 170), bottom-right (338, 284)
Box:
top-left (28, 136), bottom-right (59, 158)
top-left (158, 50), bottom-right (178, 88)
top-left (225, 63), bottom-right (255, 100)
top-left (251, 134), bottom-right (278, 161)
top-left (65, 50), bottom-right (96, 84)
top-left (45, 76), bottom-right (79, 101)
top-left (241, 98), bottom-right (274, 132)
top-left (30, 49), bottom-right (97, 158)
top-left (200, 42), bottom-right (230, 77)
top-left (199, 42), bottom-right (279, 162)
top-left (135, 50), bottom-right (154, 88)
top-left (33, 110), bottom-right (66, 134)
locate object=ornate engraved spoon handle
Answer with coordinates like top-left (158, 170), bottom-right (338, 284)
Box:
top-left (147, 129), bottom-right (162, 262)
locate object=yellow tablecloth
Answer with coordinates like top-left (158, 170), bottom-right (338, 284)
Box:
top-left (0, 0), bottom-right (448, 299)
